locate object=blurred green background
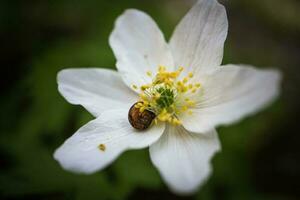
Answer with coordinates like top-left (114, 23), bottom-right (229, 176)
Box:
top-left (1, 0), bottom-right (299, 199)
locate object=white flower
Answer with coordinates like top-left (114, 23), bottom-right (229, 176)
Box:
top-left (54, 0), bottom-right (281, 195)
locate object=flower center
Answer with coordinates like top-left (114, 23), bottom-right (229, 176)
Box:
top-left (132, 66), bottom-right (201, 126)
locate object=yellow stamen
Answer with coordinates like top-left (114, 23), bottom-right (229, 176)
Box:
top-left (182, 106), bottom-right (188, 111)
top-left (183, 77), bottom-right (189, 83)
top-left (139, 107), bottom-right (143, 112)
top-left (134, 65), bottom-right (201, 127)
top-left (195, 83), bottom-right (201, 88)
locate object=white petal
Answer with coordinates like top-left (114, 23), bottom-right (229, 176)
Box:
top-left (150, 126), bottom-right (220, 194)
top-left (57, 68), bottom-right (137, 117)
top-left (169, 0), bottom-right (228, 77)
top-left (109, 9), bottom-right (174, 89)
top-left (181, 65), bottom-right (282, 133)
top-left (54, 109), bottom-right (165, 174)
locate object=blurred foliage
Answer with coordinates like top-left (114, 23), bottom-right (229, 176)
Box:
top-left (0, 0), bottom-right (299, 200)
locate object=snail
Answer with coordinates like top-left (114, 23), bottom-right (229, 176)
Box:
top-left (128, 102), bottom-right (156, 130)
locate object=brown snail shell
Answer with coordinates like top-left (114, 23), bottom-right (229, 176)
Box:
top-left (128, 102), bottom-right (156, 130)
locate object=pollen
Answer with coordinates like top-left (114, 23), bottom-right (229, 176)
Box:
top-left (98, 144), bottom-right (106, 151)
top-left (146, 71), bottom-right (152, 77)
top-left (132, 84), bottom-right (138, 90)
top-left (133, 66), bottom-right (202, 126)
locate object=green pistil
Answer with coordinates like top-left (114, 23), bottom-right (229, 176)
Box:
top-left (156, 87), bottom-right (175, 109)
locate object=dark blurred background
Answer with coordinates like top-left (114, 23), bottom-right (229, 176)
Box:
top-left (1, 0), bottom-right (299, 199)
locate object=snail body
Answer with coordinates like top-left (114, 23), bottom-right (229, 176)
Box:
top-left (128, 102), bottom-right (156, 130)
